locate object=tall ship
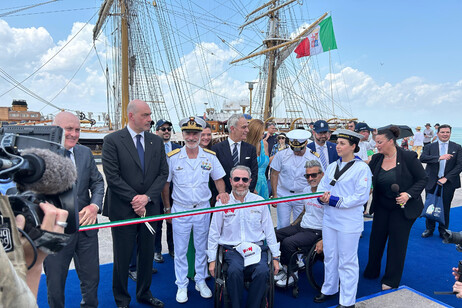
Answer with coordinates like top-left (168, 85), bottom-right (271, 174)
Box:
top-left (92, 0), bottom-right (355, 132)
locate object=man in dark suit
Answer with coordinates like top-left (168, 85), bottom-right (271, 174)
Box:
top-left (153, 119), bottom-right (180, 262)
top-left (44, 111), bottom-right (104, 308)
top-left (103, 99), bottom-right (168, 308)
top-left (307, 120), bottom-right (339, 170)
top-left (211, 113), bottom-right (258, 194)
top-left (420, 124), bottom-right (462, 238)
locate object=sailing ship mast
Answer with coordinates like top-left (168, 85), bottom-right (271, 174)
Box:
top-left (232, 0), bottom-right (328, 121)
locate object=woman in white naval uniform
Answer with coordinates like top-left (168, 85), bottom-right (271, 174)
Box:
top-left (314, 129), bottom-right (372, 308)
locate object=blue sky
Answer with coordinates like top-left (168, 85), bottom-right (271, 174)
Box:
top-left (1, 0), bottom-right (461, 127)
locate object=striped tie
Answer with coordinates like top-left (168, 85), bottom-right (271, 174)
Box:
top-left (232, 143), bottom-right (239, 166)
top-left (319, 145), bottom-right (328, 170)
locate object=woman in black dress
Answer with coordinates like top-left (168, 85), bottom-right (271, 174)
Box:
top-left (363, 126), bottom-right (427, 290)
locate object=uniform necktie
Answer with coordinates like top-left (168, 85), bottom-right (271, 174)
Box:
top-left (232, 143), bottom-right (239, 166)
top-left (136, 134), bottom-right (145, 172)
top-left (438, 143), bottom-right (447, 178)
top-left (319, 145), bottom-right (328, 170)
top-left (165, 142), bottom-right (170, 154)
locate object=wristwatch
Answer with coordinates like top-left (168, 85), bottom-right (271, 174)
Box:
top-left (406, 193), bottom-right (412, 199)
top-left (164, 207), bottom-right (171, 212)
top-left (147, 196), bottom-right (152, 203)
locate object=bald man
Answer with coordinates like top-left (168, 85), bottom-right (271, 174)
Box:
top-left (102, 100), bottom-right (168, 308)
top-left (43, 111), bottom-right (104, 308)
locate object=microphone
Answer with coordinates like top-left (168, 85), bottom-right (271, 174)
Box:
top-left (391, 184), bottom-right (404, 208)
top-left (16, 148), bottom-right (77, 195)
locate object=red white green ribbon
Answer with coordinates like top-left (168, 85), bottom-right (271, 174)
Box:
top-left (79, 192), bottom-right (324, 231)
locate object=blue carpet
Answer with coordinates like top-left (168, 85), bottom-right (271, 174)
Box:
top-left (37, 207), bottom-right (462, 307)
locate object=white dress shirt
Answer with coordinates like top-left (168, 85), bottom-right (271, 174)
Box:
top-left (207, 191), bottom-right (280, 262)
top-left (126, 125), bottom-right (145, 149)
top-left (228, 137), bottom-right (241, 161)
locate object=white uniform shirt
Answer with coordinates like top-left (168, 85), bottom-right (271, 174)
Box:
top-left (357, 140), bottom-right (374, 161)
top-left (300, 186), bottom-right (324, 230)
top-left (168, 147), bottom-right (226, 206)
top-left (270, 148), bottom-right (321, 195)
top-left (318, 158), bottom-right (372, 233)
top-left (413, 131), bottom-right (424, 146)
top-left (207, 192), bottom-right (280, 262)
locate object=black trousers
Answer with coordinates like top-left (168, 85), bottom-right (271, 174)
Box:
top-left (426, 183), bottom-right (456, 232)
top-left (111, 221), bottom-right (156, 306)
top-left (275, 224), bottom-right (321, 272)
top-left (44, 231), bottom-right (99, 308)
top-left (364, 204), bottom-right (416, 288)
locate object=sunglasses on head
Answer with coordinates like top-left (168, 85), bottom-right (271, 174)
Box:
top-left (232, 176), bottom-right (250, 183)
top-left (304, 171), bottom-right (322, 179)
top-left (159, 127), bottom-right (172, 132)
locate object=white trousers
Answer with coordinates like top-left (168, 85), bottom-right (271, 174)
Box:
top-left (321, 225), bottom-right (361, 307)
top-left (276, 197), bottom-right (304, 229)
top-left (172, 202), bottom-right (210, 288)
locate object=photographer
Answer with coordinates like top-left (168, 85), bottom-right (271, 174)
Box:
top-left (0, 197), bottom-right (68, 306)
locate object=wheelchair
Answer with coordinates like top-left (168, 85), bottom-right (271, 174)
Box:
top-left (213, 245), bottom-right (274, 308)
top-left (279, 238), bottom-right (324, 298)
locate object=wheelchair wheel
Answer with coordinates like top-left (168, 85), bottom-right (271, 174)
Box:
top-left (214, 256), bottom-right (224, 308)
top-left (305, 241), bottom-right (324, 291)
top-left (267, 256), bottom-right (274, 308)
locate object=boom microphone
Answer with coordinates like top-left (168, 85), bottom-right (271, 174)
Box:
top-left (16, 148), bottom-right (77, 195)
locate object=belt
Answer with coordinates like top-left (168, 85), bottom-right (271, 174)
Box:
top-left (173, 201), bottom-right (208, 209)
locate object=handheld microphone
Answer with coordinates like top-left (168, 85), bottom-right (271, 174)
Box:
top-left (391, 184), bottom-right (404, 208)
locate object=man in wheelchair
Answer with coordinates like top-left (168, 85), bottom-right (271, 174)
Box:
top-left (275, 160), bottom-right (324, 287)
top-left (207, 165), bottom-right (280, 308)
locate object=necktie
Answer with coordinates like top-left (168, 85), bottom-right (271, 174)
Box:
top-left (136, 134), bottom-right (145, 172)
top-left (232, 143), bottom-right (239, 166)
top-left (438, 143), bottom-right (447, 178)
top-left (164, 142), bottom-right (170, 154)
top-left (319, 146), bottom-right (328, 170)
top-left (65, 150), bottom-right (72, 158)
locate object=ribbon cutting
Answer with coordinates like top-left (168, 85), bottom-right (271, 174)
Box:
top-left (79, 192), bottom-right (324, 232)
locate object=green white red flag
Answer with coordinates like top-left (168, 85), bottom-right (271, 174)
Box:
top-left (294, 16), bottom-right (337, 58)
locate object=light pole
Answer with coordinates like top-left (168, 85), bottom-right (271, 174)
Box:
top-left (246, 81), bottom-right (257, 116)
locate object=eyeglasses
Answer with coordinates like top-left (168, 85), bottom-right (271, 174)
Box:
top-left (304, 172), bottom-right (322, 179)
top-left (232, 177), bottom-right (250, 183)
top-left (159, 127), bottom-right (172, 132)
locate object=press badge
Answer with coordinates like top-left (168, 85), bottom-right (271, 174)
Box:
top-left (0, 215), bottom-right (14, 252)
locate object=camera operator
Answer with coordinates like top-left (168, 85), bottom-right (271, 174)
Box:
top-left (0, 197), bottom-right (68, 306)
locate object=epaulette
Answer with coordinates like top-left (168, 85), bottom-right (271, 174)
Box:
top-left (310, 149), bottom-right (320, 158)
top-left (167, 148), bottom-right (181, 157)
top-left (203, 148), bottom-right (216, 155)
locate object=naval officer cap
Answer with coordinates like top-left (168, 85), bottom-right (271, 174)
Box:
top-left (179, 116), bottom-right (206, 132)
top-left (333, 129), bottom-right (363, 153)
top-left (286, 129), bottom-right (311, 150)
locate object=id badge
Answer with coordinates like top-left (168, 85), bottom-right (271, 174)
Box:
top-left (0, 216), bottom-right (14, 253)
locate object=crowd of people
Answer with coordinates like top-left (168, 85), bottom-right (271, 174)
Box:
top-left (3, 99), bottom-right (462, 307)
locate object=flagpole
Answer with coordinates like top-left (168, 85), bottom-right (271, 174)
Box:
top-left (329, 48), bottom-right (335, 116)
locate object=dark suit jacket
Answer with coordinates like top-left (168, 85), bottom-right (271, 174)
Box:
top-left (369, 147), bottom-right (428, 220)
top-left (73, 144), bottom-right (104, 236)
top-left (211, 139), bottom-right (258, 192)
top-left (420, 141), bottom-right (462, 191)
top-left (307, 141), bottom-right (339, 164)
top-left (102, 127), bottom-right (168, 220)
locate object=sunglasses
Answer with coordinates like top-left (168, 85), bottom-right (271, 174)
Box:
top-left (159, 127), bottom-right (172, 132)
top-left (278, 136), bottom-right (286, 140)
top-left (304, 172), bottom-right (322, 179)
top-left (232, 177), bottom-right (250, 183)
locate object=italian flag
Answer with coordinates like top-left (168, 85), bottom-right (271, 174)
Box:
top-left (294, 16), bottom-right (337, 58)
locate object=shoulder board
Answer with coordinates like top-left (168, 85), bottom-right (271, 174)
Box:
top-left (310, 149), bottom-right (320, 158)
top-left (203, 148), bottom-right (216, 155)
top-left (167, 148), bottom-right (181, 157)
